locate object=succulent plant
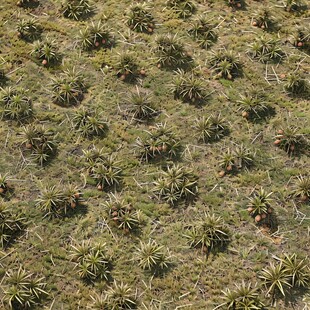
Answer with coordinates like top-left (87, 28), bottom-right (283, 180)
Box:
top-left (127, 3), bottom-right (155, 33)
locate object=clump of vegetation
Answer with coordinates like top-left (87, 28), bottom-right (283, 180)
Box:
top-left (153, 164), bottom-right (198, 205)
top-left (51, 67), bottom-right (86, 106)
top-left (21, 124), bottom-right (57, 166)
top-left (135, 123), bottom-right (181, 162)
top-left (16, 18), bottom-right (41, 41)
top-left (136, 240), bottom-right (172, 273)
top-left (17, 0), bottom-right (39, 7)
top-left (0, 173), bottom-right (9, 196)
top-left (194, 114), bottom-right (228, 143)
top-left (188, 17), bottom-right (217, 49)
top-left (274, 125), bottom-right (308, 155)
top-left (185, 213), bottom-right (230, 255)
top-left (115, 52), bottom-right (139, 81)
top-left (252, 8), bottom-right (275, 30)
top-left (127, 3), bottom-right (155, 33)
top-left (219, 144), bottom-right (256, 176)
top-left (125, 87), bottom-right (158, 122)
top-left (227, 0), bottom-right (243, 9)
top-left (90, 281), bottom-right (137, 309)
top-left (31, 38), bottom-right (60, 66)
top-left (171, 69), bottom-right (207, 104)
top-left (259, 254), bottom-right (310, 303)
top-left (78, 21), bottom-right (114, 50)
top-left (218, 282), bottom-right (266, 309)
top-left (209, 49), bottom-right (241, 80)
top-left (284, 72), bottom-right (309, 95)
top-left (36, 184), bottom-right (81, 217)
top-left (0, 200), bottom-right (26, 248)
top-left (155, 34), bottom-right (189, 68)
top-left (248, 35), bottom-right (284, 63)
top-left (72, 107), bottom-right (108, 137)
top-left (62, 0), bottom-right (93, 20)
top-left (285, 0), bottom-right (305, 12)
top-left (291, 175), bottom-right (310, 203)
top-left (166, 0), bottom-right (196, 18)
top-left (293, 27), bottom-right (309, 49)
top-left (247, 188), bottom-right (274, 225)
top-left (103, 194), bottom-right (144, 233)
top-left (237, 88), bottom-right (272, 120)
top-left (82, 147), bottom-right (123, 191)
top-left (2, 266), bottom-right (48, 309)
top-left (70, 241), bottom-right (111, 282)
top-left (0, 86), bottom-right (33, 122)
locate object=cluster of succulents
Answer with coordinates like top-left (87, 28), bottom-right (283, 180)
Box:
top-left (0, 200), bottom-right (26, 248)
top-left (36, 184), bottom-right (81, 217)
top-left (135, 123), bottom-right (181, 162)
top-left (218, 144), bottom-right (256, 176)
top-left (70, 241), bottom-right (111, 281)
top-left (31, 38), bottom-right (59, 66)
top-left (166, 0), bottom-right (196, 19)
top-left (127, 3), bottom-right (155, 33)
top-left (252, 8), bottom-right (275, 30)
top-left (78, 21), bottom-right (113, 50)
top-left (185, 213), bottom-right (230, 255)
top-left (194, 114), bottom-right (228, 143)
top-left (188, 17), bottom-right (217, 49)
top-left (209, 49), bottom-right (241, 80)
top-left (153, 164), bottom-right (198, 205)
top-left (62, 0), bottom-right (93, 20)
top-left (171, 69), bottom-right (207, 104)
top-left (82, 147), bottom-right (123, 191)
top-left (155, 34), bottom-right (189, 68)
top-left (274, 125), bottom-right (307, 155)
top-left (0, 86), bottom-right (32, 122)
top-left (115, 52), bottom-right (139, 81)
top-left (50, 67), bottom-right (86, 106)
top-left (291, 175), bottom-right (310, 203)
top-left (72, 107), bottom-right (108, 137)
top-left (2, 267), bottom-right (48, 309)
top-left (284, 72), bottom-right (309, 95)
top-left (103, 194), bottom-right (144, 233)
top-left (247, 188), bottom-right (274, 224)
top-left (293, 27), bottom-right (309, 49)
top-left (21, 124), bottom-right (57, 166)
top-left (16, 18), bottom-right (41, 41)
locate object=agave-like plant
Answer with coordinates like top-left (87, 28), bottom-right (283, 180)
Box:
top-left (252, 8), bottom-right (275, 30)
top-left (247, 188), bottom-right (273, 223)
top-left (155, 34), bottom-right (188, 68)
top-left (136, 240), bottom-right (171, 272)
top-left (153, 164), bottom-right (198, 205)
top-left (285, 0), bottom-right (305, 12)
top-left (115, 52), bottom-right (139, 81)
top-left (291, 175), bottom-right (310, 202)
top-left (125, 87), bottom-right (158, 121)
top-left (62, 0), bottom-right (93, 20)
top-left (3, 266), bottom-right (48, 309)
top-left (247, 35), bottom-right (284, 63)
top-left (284, 72), bottom-right (309, 95)
top-left (219, 282), bottom-right (265, 309)
top-left (171, 69), bottom-right (207, 104)
top-left (103, 194), bottom-right (144, 232)
top-left (209, 49), bottom-right (241, 80)
top-left (16, 18), bottom-right (41, 41)
top-left (227, 0), bottom-right (243, 9)
top-left (166, 0), bottom-right (196, 18)
top-left (21, 124), bottom-right (57, 166)
top-left (17, 0), bottom-right (39, 7)
top-left (72, 107), bottom-right (108, 137)
top-left (70, 241), bottom-right (111, 281)
top-left (30, 38), bottom-right (60, 66)
top-left (127, 3), bottom-right (155, 33)
top-left (274, 125), bottom-right (307, 155)
top-left (51, 67), bottom-right (86, 106)
top-left (0, 201), bottom-right (26, 248)
top-left (0, 173), bottom-right (9, 195)
top-left (0, 86), bottom-right (33, 122)
top-left (188, 17), bottom-right (217, 49)
top-left (105, 281), bottom-right (137, 309)
top-left (135, 122), bottom-right (181, 162)
top-left (194, 114), bottom-right (228, 143)
top-left (77, 21), bottom-right (114, 50)
top-left (185, 212), bottom-right (230, 254)
top-left (293, 27), bottom-right (310, 49)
